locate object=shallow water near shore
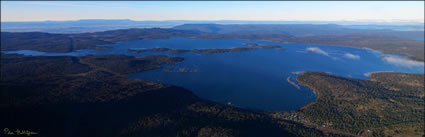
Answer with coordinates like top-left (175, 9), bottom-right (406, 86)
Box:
top-left (5, 37), bottom-right (424, 111)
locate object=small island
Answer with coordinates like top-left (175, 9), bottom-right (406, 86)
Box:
top-left (244, 43), bottom-right (284, 49)
top-left (128, 47), bottom-right (257, 54)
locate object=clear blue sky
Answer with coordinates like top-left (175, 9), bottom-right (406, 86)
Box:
top-left (1, 1), bottom-right (424, 22)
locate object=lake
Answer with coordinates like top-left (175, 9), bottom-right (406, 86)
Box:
top-left (5, 37), bottom-right (424, 111)
top-left (414, 38), bottom-right (425, 41)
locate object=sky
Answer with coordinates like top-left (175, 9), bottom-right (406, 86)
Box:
top-left (1, 1), bottom-right (424, 22)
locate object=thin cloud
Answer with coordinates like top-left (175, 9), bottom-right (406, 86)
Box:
top-left (306, 47), bottom-right (329, 56)
top-left (344, 53), bottom-right (360, 59)
top-left (362, 47), bottom-right (383, 55)
top-left (21, 2), bottom-right (153, 9)
top-left (364, 71), bottom-right (393, 77)
top-left (382, 56), bottom-right (424, 68)
top-left (22, 2), bottom-right (109, 8)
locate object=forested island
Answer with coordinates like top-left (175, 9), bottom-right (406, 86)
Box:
top-left (244, 43), bottom-right (283, 49)
top-left (128, 47), bottom-right (258, 54)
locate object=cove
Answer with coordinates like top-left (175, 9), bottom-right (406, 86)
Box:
top-left (4, 37), bottom-right (424, 111)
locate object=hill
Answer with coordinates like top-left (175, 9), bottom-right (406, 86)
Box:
top-left (271, 72), bottom-right (424, 137)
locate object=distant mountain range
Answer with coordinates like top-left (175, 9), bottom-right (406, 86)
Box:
top-left (1, 19), bottom-right (424, 33)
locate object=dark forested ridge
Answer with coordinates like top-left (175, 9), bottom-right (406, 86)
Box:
top-left (1, 54), bottom-right (338, 137)
top-left (128, 47), bottom-right (259, 54)
top-left (278, 72), bottom-right (424, 137)
top-left (0, 28), bottom-right (195, 53)
top-left (127, 45), bottom-right (283, 54)
top-left (0, 54), bottom-right (184, 104)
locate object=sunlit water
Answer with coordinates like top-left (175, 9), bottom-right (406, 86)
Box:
top-left (5, 37), bottom-right (424, 111)
top-left (414, 38), bottom-right (425, 41)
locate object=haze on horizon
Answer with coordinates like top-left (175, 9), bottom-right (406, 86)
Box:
top-left (1, 1), bottom-right (424, 22)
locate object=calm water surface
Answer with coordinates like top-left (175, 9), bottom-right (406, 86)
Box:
top-left (414, 38), bottom-right (425, 41)
top-left (5, 37), bottom-right (424, 111)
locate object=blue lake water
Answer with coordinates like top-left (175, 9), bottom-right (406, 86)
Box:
top-left (4, 37), bottom-right (424, 111)
top-left (414, 38), bottom-right (425, 41)
top-left (341, 25), bottom-right (425, 31)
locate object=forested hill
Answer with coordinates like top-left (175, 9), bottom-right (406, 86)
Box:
top-left (173, 24), bottom-right (359, 36)
top-left (0, 28), bottom-right (196, 53)
top-left (279, 72), bottom-right (424, 137)
top-left (173, 24), bottom-right (424, 38)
